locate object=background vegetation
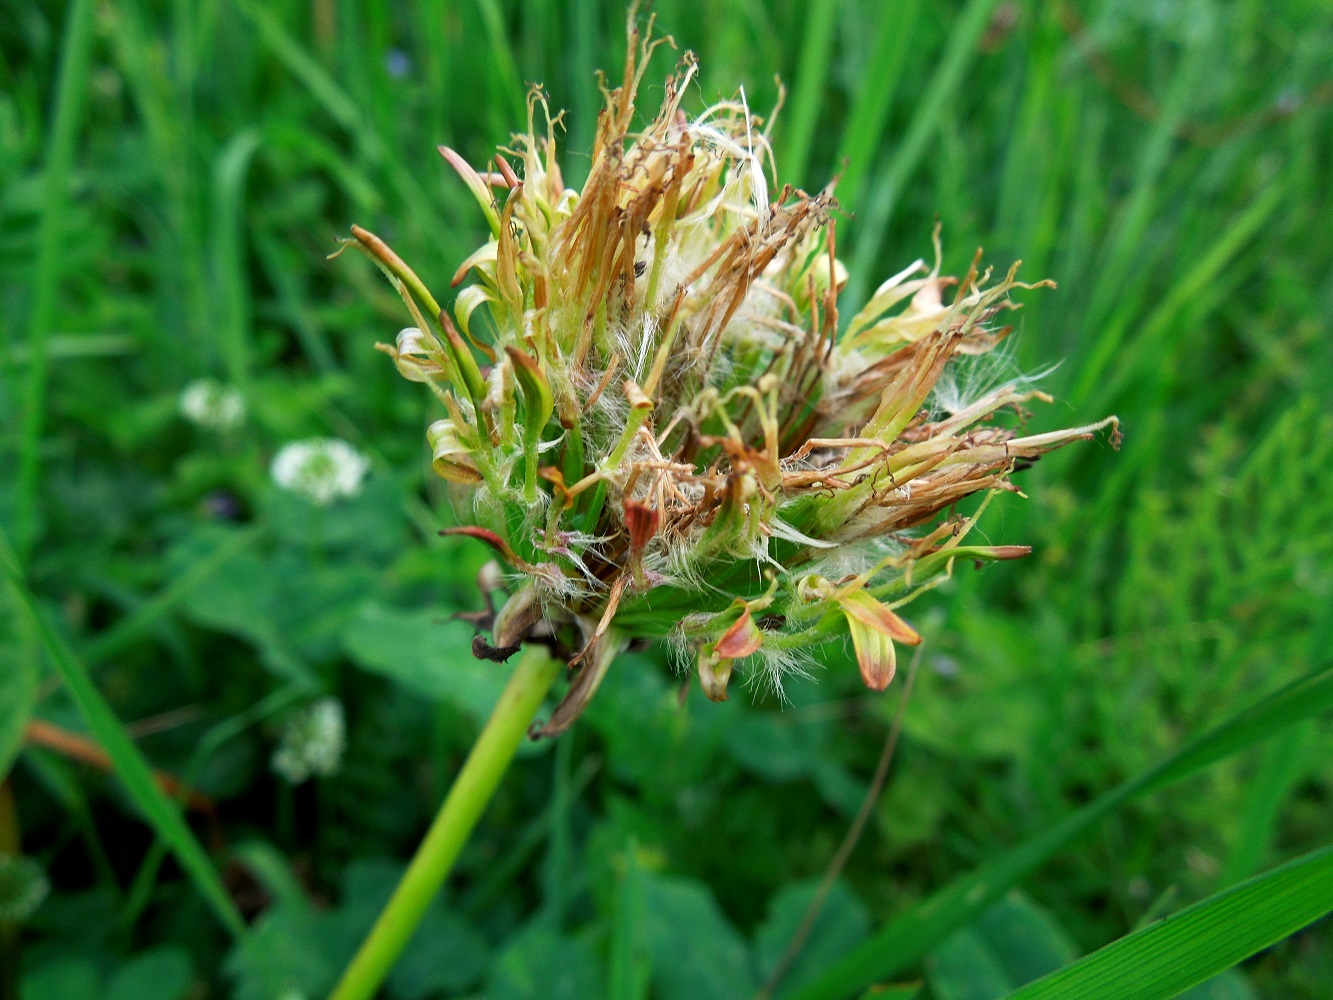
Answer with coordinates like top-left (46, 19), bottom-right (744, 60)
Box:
top-left (3, 0), bottom-right (1331, 997)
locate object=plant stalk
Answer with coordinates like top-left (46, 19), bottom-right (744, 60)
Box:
top-left (329, 644), bottom-right (562, 1000)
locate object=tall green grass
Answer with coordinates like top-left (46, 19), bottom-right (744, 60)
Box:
top-left (2, 0), bottom-right (1330, 996)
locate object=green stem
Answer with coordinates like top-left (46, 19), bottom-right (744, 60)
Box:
top-left (329, 644), bottom-right (562, 1000)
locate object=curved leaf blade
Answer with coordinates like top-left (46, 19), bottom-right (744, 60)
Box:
top-left (789, 663), bottom-right (1333, 1000)
top-left (0, 531), bottom-right (246, 937)
top-left (1007, 845), bottom-right (1333, 1000)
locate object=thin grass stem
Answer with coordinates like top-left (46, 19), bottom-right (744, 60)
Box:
top-left (13, 0), bottom-right (96, 561)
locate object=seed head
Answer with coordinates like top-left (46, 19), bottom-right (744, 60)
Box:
top-left (340, 13), bottom-right (1117, 732)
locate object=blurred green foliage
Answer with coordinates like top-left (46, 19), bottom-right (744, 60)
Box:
top-left (2, 0), bottom-right (1331, 996)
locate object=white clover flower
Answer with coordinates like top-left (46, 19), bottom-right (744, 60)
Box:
top-left (270, 438), bottom-right (370, 506)
top-left (271, 698), bottom-right (347, 784)
top-left (179, 378), bottom-right (246, 431)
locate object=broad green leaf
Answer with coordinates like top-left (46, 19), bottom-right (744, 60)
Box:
top-left (230, 839), bottom-right (314, 913)
top-left (165, 532), bottom-right (315, 685)
top-left (225, 903), bottom-right (339, 1000)
top-left (104, 947), bottom-right (194, 1000)
top-left (167, 526), bottom-right (380, 681)
top-left (927, 892), bottom-right (1078, 1000)
top-left (261, 472), bottom-right (407, 556)
top-left (486, 925), bottom-right (604, 1000)
top-left (582, 651), bottom-right (731, 790)
top-left (82, 524), bottom-right (264, 665)
top-left (973, 892), bottom-right (1080, 987)
top-left (789, 663), bottom-right (1333, 1000)
top-left (754, 878), bottom-right (872, 998)
top-left (1, 531), bottom-right (245, 937)
top-left (726, 710), bottom-right (826, 779)
top-left (812, 758), bottom-right (871, 817)
top-left (389, 905), bottom-right (490, 999)
top-left (1006, 845), bottom-right (1333, 999)
top-left (1177, 970), bottom-right (1258, 1000)
top-left (927, 928), bottom-right (1014, 1000)
top-left (225, 857), bottom-right (489, 1000)
top-left (874, 763), bottom-right (949, 850)
top-left (341, 601), bottom-right (511, 725)
top-left (640, 873), bottom-right (758, 1000)
top-left (20, 958), bottom-right (100, 1000)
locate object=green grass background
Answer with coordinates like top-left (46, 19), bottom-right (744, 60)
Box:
top-left (2, 0), bottom-right (1331, 997)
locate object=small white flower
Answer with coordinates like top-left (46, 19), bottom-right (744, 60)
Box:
top-left (270, 438), bottom-right (370, 506)
top-left (179, 379), bottom-right (245, 431)
top-left (271, 698), bottom-right (347, 784)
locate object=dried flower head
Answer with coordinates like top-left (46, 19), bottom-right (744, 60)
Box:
top-left (271, 438), bottom-right (370, 506)
top-left (340, 14), bottom-right (1117, 734)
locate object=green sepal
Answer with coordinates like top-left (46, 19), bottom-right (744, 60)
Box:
top-left (506, 346), bottom-right (555, 501)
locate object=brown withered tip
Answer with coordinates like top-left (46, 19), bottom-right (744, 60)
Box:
top-left (624, 500), bottom-right (660, 557)
top-left (472, 635), bottom-right (521, 662)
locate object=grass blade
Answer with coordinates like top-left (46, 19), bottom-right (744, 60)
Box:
top-left (253, 228), bottom-right (340, 377)
top-left (564, 0), bottom-right (601, 183)
top-left (1219, 723), bottom-right (1315, 889)
top-left (233, 0), bottom-right (451, 251)
top-left (1074, 179), bottom-right (1285, 412)
top-left (834, 0), bottom-right (921, 212)
top-left (120, 686), bottom-right (304, 936)
top-left (787, 662), bottom-right (1333, 1000)
top-left (107, 0), bottom-right (212, 360)
top-left (211, 129), bottom-right (263, 385)
top-left (83, 525), bottom-right (264, 667)
top-left (474, 0), bottom-right (528, 129)
top-left (1006, 846), bottom-right (1333, 1000)
top-left (844, 0), bottom-right (1002, 308)
top-left (0, 592), bottom-right (39, 777)
top-left (779, 0), bottom-right (839, 189)
top-left (1072, 34), bottom-right (1211, 379)
top-left (236, 0), bottom-right (364, 134)
top-left (13, 0), bottom-right (96, 560)
top-left (0, 529), bottom-right (246, 938)
top-left (608, 841), bottom-right (651, 1000)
